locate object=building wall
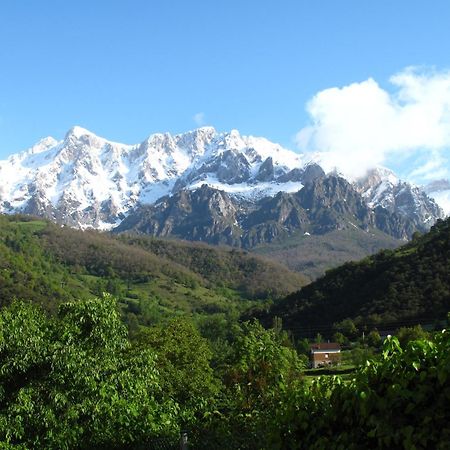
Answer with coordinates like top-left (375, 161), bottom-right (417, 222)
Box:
top-left (311, 352), bottom-right (341, 368)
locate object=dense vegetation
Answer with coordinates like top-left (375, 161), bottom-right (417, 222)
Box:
top-left (259, 217), bottom-right (450, 336)
top-left (1, 213), bottom-right (450, 448)
top-left (271, 328), bottom-right (450, 449)
top-left (0, 214), bottom-right (306, 328)
top-left (114, 234), bottom-right (309, 298)
top-left (1, 297), bottom-right (449, 449)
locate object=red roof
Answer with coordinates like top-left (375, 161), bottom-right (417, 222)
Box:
top-left (310, 342), bottom-right (341, 351)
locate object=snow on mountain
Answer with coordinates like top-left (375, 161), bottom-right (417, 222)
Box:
top-left (356, 167), bottom-right (444, 227)
top-left (0, 127), bottom-right (308, 229)
top-left (0, 126), bottom-right (444, 231)
top-left (188, 175), bottom-right (305, 202)
top-left (355, 167), bottom-right (399, 209)
top-left (0, 127), bottom-right (139, 229)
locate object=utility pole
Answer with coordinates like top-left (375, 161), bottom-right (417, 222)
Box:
top-left (180, 430), bottom-right (188, 450)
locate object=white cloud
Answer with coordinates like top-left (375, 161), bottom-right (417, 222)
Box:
top-left (407, 150), bottom-right (448, 180)
top-left (296, 67), bottom-right (450, 182)
top-left (193, 112), bottom-right (206, 126)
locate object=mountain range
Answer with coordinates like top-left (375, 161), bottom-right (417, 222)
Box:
top-left (0, 126), bottom-right (446, 276)
top-left (0, 126), bottom-right (307, 229)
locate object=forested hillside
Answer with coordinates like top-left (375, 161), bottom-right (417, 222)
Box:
top-left (0, 214), bottom-right (307, 326)
top-left (260, 218), bottom-right (450, 336)
top-left (116, 234), bottom-right (306, 295)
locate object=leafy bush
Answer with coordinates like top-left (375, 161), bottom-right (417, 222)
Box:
top-left (0, 296), bottom-right (178, 449)
top-left (272, 331), bottom-right (450, 449)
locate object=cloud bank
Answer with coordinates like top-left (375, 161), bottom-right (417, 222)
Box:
top-left (296, 67), bottom-right (450, 182)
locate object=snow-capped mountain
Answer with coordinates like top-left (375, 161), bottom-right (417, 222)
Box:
top-left (0, 126), bottom-right (312, 228)
top-left (0, 126), bottom-right (444, 231)
top-left (355, 167), bottom-right (444, 229)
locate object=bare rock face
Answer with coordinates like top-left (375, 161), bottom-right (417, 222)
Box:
top-left (372, 206), bottom-right (416, 240)
top-left (115, 175), bottom-right (421, 248)
top-left (255, 157), bottom-right (275, 182)
top-left (115, 185), bottom-right (243, 246)
top-left (300, 163), bottom-right (326, 184)
top-left (297, 176), bottom-right (374, 233)
top-left (277, 163), bottom-right (325, 184)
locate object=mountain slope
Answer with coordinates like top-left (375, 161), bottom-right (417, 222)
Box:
top-left (116, 235), bottom-right (309, 297)
top-left (258, 217), bottom-right (450, 335)
top-left (252, 228), bottom-right (401, 280)
top-left (357, 167), bottom-right (443, 230)
top-left (0, 214), bottom-right (307, 322)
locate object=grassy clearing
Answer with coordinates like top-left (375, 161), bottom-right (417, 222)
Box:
top-left (10, 220), bottom-right (48, 232)
top-left (303, 363), bottom-right (357, 384)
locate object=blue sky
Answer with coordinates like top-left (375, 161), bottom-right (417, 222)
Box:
top-left (1, 0), bottom-right (450, 182)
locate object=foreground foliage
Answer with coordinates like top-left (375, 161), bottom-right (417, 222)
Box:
top-left (0, 296), bottom-right (177, 449)
top-left (1, 297), bottom-right (449, 449)
top-left (274, 331), bottom-right (450, 449)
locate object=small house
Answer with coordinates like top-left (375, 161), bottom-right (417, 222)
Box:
top-left (310, 342), bottom-right (341, 368)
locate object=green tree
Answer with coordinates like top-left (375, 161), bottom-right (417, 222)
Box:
top-left (396, 324), bottom-right (429, 348)
top-left (196, 314), bottom-right (238, 372)
top-left (366, 329), bottom-right (382, 348)
top-left (226, 321), bottom-right (305, 407)
top-left (0, 296), bottom-right (178, 449)
top-left (296, 337), bottom-right (312, 356)
top-left (134, 317), bottom-right (220, 407)
top-left (334, 318), bottom-right (358, 340)
top-left (204, 321), bottom-right (306, 448)
top-left (333, 331), bottom-right (348, 346)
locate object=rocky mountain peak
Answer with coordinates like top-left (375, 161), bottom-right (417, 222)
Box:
top-left (174, 126), bottom-right (216, 156)
top-left (115, 173), bottom-right (422, 248)
top-left (63, 126), bottom-right (109, 150)
top-left (355, 166), bottom-right (444, 230)
top-left (356, 167), bottom-right (398, 191)
top-left (29, 136), bottom-right (59, 155)
top-left (65, 125), bottom-right (94, 139)
top-left (0, 127), bottom-right (445, 235)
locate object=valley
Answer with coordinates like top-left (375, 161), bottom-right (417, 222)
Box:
top-left (0, 127), bottom-right (449, 449)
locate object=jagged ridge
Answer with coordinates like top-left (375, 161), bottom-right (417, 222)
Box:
top-left (115, 175), bottom-right (420, 247)
top-left (0, 126), bottom-right (444, 236)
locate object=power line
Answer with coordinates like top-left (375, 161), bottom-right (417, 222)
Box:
top-left (278, 316), bottom-right (447, 338)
